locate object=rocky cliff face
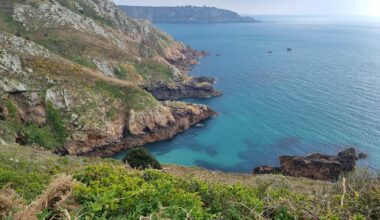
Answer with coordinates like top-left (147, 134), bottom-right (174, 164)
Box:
top-left (67, 101), bottom-right (216, 157)
top-left (0, 0), bottom-right (218, 156)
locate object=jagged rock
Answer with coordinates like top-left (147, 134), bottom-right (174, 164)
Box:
top-left (92, 60), bottom-right (115, 77)
top-left (253, 166), bottom-right (281, 175)
top-left (143, 76), bottom-right (222, 100)
top-left (0, 78), bottom-right (28, 93)
top-left (127, 105), bottom-right (175, 135)
top-left (0, 49), bottom-right (23, 74)
top-left (279, 148), bottom-right (363, 181)
top-left (67, 101), bottom-right (216, 157)
top-left (45, 88), bottom-right (72, 110)
top-left (0, 33), bottom-right (51, 57)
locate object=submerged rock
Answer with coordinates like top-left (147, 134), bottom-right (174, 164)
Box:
top-left (143, 76), bottom-right (222, 100)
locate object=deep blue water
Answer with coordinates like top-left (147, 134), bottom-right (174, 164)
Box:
top-left (118, 17), bottom-right (380, 173)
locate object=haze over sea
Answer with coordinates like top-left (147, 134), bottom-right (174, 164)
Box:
top-left (117, 16), bottom-right (380, 173)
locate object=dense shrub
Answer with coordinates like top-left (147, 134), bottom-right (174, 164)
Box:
top-left (123, 147), bottom-right (162, 170)
top-left (74, 164), bottom-right (206, 219)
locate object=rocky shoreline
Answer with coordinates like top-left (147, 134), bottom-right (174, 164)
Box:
top-left (66, 101), bottom-right (216, 157)
top-left (253, 148), bottom-right (368, 181)
top-left (142, 76), bottom-right (222, 100)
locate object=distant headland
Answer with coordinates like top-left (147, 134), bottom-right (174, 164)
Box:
top-left (118, 5), bottom-right (258, 24)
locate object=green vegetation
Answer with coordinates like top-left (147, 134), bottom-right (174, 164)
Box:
top-left (5, 100), bottom-right (17, 120)
top-left (123, 147), bottom-right (162, 170)
top-left (0, 15), bottom-right (26, 36)
top-left (0, 100), bottom-right (67, 150)
top-left (0, 144), bottom-right (379, 219)
top-left (45, 101), bottom-right (68, 145)
top-left (134, 60), bottom-right (174, 82)
top-left (113, 66), bottom-right (129, 80)
top-left (69, 55), bottom-right (96, 69)
top-left (94, 81), bottom-right (157, 111)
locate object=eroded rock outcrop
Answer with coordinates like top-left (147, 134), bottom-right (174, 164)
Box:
top-left (143, 76), bottom-right (222, 100)
top-left (253, 148), bottom-right (367, 181)
top-left (69, 101), bottom-right (216, 157)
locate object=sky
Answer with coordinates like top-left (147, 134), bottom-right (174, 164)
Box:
top-left (113, 0), bottom-right (380, 16)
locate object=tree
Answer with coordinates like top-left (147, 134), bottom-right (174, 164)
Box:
top-left (123, 147), bottom-right (162, 170)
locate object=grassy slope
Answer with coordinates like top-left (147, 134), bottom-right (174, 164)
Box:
top-left (0, 143), bottom-right (379, 219)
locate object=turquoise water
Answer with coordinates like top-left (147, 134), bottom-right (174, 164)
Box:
top-left (120, 17), bottom-right (380, 173)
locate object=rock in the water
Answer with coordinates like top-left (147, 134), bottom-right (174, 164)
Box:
top-left (358, 152), bottom-right (368, 159)
top-left (143, 76), bottom-right (222, 100)
top-left (287, 48), bottom-right (292, 52)
top-left (253, 166), bottom-right (281, 175)
top-left (279, 148), bottom-right (362, 181)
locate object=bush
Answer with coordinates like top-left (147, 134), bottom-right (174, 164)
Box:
top-left (74, 164), bottom-right (206, 219)
top-left (123, 147), bottom-right (161, 170)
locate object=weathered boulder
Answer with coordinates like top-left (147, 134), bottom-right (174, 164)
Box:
top-left (279, 148), bottom-right (362, 181)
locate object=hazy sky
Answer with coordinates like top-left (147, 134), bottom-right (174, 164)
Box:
top-left (113, 0), bottom-right (380, 16)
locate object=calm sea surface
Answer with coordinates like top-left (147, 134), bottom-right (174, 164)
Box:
top-left (117, 16), bottom-right (380, 173)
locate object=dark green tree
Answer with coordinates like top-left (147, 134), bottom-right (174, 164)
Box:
top-left (123, 147), bottom-right (162, 170)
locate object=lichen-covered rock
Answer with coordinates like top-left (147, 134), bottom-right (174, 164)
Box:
top-left (45, 88), bottom-right (72, 110)
top-left (0, 33), bottom-right (51, 57)
top-left (0, 49), bottom-right (23, 74)
top-left (0, 78), bottom-right (28, 93)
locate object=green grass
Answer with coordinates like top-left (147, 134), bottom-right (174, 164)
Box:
top-left (94, 81), bottom-right (157, 112)
top-left (0, 101), bottom-right (67, 150)
top-left (134, 60), bottom-right (174, 82)
top-left (0, 15), bottom-right (26, 36)
top-left (69, 55), bottom-right (96, 69)
top-left (5, 99), bottom-right (17, 120)
top-left (113, 66), bottom-right (129, 80)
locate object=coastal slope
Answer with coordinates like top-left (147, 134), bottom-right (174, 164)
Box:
top-left (0, 0), bottom-right (219, 156)
top-left (119, 5), bottom-right (257, 24)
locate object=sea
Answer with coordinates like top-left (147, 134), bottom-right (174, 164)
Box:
top-left (116, 16), bottom-right (380, 173)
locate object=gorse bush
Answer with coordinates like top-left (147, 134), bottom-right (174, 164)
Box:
top-left (123, 147), bottom-right (162, 170)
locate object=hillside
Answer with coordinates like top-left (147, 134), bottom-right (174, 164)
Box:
top-left (119, 5), bottom-right (258, 24)
top-left (1, 143), bottom-right (379, 219)
top-left (0, 0), bottom-right (220, 157)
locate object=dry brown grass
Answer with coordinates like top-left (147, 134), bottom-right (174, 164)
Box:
top-left (0, 188), bottom-right (24, 218)
top-left (14, 174), bottom-right (74, 220)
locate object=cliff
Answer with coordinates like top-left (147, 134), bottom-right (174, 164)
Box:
top-left (0, 0), bottom-right (219, 157)
top-left (119, 5), bottom-right (258, 24)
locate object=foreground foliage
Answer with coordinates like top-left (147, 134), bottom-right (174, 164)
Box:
top-left (0, 144), bottom-right (379, 219)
